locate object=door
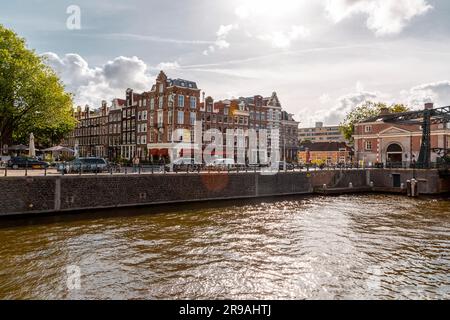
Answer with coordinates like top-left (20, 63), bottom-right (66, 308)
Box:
top-left (393, 174), bottom-right (401, 188)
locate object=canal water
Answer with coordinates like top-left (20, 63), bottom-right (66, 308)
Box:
top-left (0, 194), bottom-right (448, 300)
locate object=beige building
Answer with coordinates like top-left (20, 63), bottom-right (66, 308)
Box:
top-left (298, 122), bottom-right (347, 144)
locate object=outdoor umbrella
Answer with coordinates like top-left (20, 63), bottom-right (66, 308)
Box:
top-left (74, 141), bottom-right (80, 158)
top-left (43, 146), bottom-right (75, 153)
top-left (29, 133), bottom-right (36, 158)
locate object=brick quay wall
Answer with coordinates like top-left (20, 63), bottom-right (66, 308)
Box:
top-left (0, 169), bottom-right (447, 217)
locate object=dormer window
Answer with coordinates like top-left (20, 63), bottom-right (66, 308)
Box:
top-left (365, 125), bottom-right (373, 133)
top-left (159, 83), bottom-right (164, 93)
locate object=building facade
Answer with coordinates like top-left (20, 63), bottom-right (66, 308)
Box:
top-left (298, 122), bottom-right (347, 144)
top-left (64, 71), bottom-right (299, 163)
top-left (298, 142), bottom-right (352, 165)
top-left (354, 104), bottom-right (450, 166)
top-left (280, 111), bottom-right (300, 162)
top-left (68, 102), bottom-right (109, 158)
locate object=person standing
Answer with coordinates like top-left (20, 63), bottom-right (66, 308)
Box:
top-left (133, 156), bottom-right (140, 173)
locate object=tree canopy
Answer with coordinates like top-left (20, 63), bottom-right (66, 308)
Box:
top-left (0, 24), bottom-right (75, 150)
top-left (339, 102), bottom-right (410, 142)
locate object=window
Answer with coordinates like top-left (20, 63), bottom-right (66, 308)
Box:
top-left (207, 104), bottom-right (212, 112)
top-left (142, 111), bottom-right (147, 121)
top-left (365, 141), bottom-right (372, 151)
top-left (157, 111), bottom-right (164, 127)
top-left (178, 111), bottom-right (184, 124)
top-left (149, 114), bottom-right (154, 127)
top-left (365, 125), bottom-right (373, 133)
top-left (168, 111), bottom-right (173, 125)
top-left (150, 98), bottom-right (155, 110)
top-left (178, 95), bottom-right (185, 108)
top-left (190, 112), bottom-right (196, 125)
top-left (159, 83), bottom-right (164, 93)
top-left (138, 111), bottom-right (142, 121)
top-left (159, 98), bottom-right (163, 109)
top-left (224, 107), bottom-right (229, 115)
top-left (190, 96), bottom-right (197, 109)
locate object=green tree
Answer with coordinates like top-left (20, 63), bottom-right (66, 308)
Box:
top-left (339, 102), bottom-right (410, 142)
top-left (0, 24), bottom-right (75, 150)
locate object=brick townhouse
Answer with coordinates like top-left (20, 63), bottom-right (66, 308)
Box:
top-left (354, 103), bottom-right (450, 166)
top-left (67, 101), bottom-right (109, 158)
top-left (280, 111), bottom-right (300, 162)
top-left (107, 98), bottom-right (125, 160)
top-left (146, 71), bottom-right (202, 160)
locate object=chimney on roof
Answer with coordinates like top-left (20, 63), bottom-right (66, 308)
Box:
top-left (424, 102), bottom-right (434, 110)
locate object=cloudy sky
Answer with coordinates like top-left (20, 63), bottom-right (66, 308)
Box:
top-left (2, 0), bottom-right (450, 126)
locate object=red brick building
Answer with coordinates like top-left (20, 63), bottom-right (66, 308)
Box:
top-left (146, 71), bottom-right (201, 160)
top-left (107, 98), bottom-right (125, 160)
top-left (354, 104), bottom-right (450, 166)
top-left (69, 102), bottom-right (109, 158)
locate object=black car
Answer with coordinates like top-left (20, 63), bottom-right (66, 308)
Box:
top-left (7, 157), bottom-right (49, 169)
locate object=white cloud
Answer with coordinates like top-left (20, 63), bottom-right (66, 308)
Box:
top-left (258, 25), bottom-right (311, 49)
top-left (319, 94), bottom-right (332, 105)
top-left (311, 80), bottom-right (450, 126)
top-left (155, 61), bottom-right (180, 70)
top-left (402, 81), bottom-right (450, 108)
top-left (42, 52), bottom-right (153, 108)
top-left (324, 0), bottom-right (432, 36)
top-left (323, 90), bottom-right (379, 124)
top-left (203, 24), bottom-right (239, 55)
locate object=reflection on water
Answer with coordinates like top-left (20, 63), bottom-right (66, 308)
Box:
top-left (0, 194), bottom-right (449, 300)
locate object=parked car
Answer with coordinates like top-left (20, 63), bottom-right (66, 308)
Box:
top-left (275, 161), bottom-right (295, 171)
top-left (166, 158), bottom-right (200, 172)
top-left (57, 157), bottom-right (108, 174)
top-left (208, 158), bottom-right (236, 169)
top-left (7, 157), bottom-right (49, 169)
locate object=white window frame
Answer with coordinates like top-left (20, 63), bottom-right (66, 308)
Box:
top-left (178, 95), bottom-right (185, 108)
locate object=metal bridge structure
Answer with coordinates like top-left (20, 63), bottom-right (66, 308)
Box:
top-left (365, 106), bottom-right (450, 168)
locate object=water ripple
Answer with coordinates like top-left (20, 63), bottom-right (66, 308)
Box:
top-left (0, 194), bottom-right (449, 300)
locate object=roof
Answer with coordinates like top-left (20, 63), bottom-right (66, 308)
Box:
top-left (167, 78), bottom-right (198, 89)
top-left (299, 142), bottom-right (351, 152)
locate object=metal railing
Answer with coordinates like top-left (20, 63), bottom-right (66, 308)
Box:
top-left (1, 161), bottom-right (448, 177)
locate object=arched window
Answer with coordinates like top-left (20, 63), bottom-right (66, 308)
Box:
top-left (387, 144), bottom-right (402, 153)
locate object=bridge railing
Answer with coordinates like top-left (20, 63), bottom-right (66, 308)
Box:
top-left (0, 161), bottom-right (448, 177)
